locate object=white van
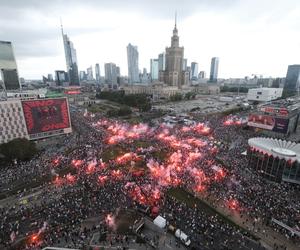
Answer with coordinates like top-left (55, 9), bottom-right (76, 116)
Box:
top-left (175, 229), bottom-right (191, 246)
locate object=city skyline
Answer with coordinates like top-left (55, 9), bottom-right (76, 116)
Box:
top-left (1, 0), bottom-right (300, 79)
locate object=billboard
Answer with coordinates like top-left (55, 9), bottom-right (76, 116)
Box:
top-left (21, 98), bottom-right (71, 135)
top-left (260, 106), bottom-right (289, 117)
top-left (248, 114), bottom-right (289, 134)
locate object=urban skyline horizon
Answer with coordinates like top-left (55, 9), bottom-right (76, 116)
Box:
top-left (1, 0), bottom-right (300, 80)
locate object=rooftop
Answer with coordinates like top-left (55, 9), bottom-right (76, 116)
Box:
top-left (248, 137), bottom-right (300, 162)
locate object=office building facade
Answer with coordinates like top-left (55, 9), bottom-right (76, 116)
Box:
top-left (95, 63), bottom-right (101, 84)
top-left (284, 65), bottom-right (300, 94)
top-left (182, 59), bottom-right (187, 71)
top-left (209, 57), bottom-right (219, 82)
top-left (150, 59), bottom-right (159, 81)
top-left (55, 70), bottom-right (68, 86)
top-left (0, 41), bottom-right (20, 91)
top-left (191, 62), bottom-right (199, 80)
top-left (105, 63), bottom-right (118, 87)
top-left (127, 43), bottom-right (139, 84)
top-left (158, 53), bottom-right (166, 71)
top-left (199, 71), bottom-right (206, 79)
top-left (62, 28), bottom-right (79, 86)
top-left (87, 66), bottom-right (93, 81)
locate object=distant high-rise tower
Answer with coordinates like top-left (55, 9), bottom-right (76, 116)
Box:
top-left (209, 57), bottom-right (219, 83)
top-left (283, 65), bottom-right (300, 94)
top-left (127, 43), bottom-right (139, 84)
top-left (191, 62), bottom-right (199, 80)
top-left (116, 66), bottom-right (120, 77)
top-left (158, 53), bottom-right (166, 71)
top-left (182, 59), bottom-right (187, 71)
top-left (150, 59), bottom-right (159, 81)
top-left (55, 70), bottom-right (68, 86)
top-left (0, 41), bottom-right (21, 91)
top-left (61, 23), bottom-right (79, 86)
top-left (79, 71), bottom-right (87, 81)
top-left (160, 13), bottom-right (188, 88)
top-left (47, 74), bottom-right (54, 82)
top-left (95, 63), bottom-right (100, 84)
top-left (105, 63), bottom-right (117, 88)
top-left (199, 71), bottom-right (206, 79)
top-left (87, 66), bottom-right (93, 81)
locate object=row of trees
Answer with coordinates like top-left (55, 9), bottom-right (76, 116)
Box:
top-left (106, 106), bottom-right (132, 117)
top-left (0, 138), bottom-right (38, 165)
top-left (96, 91), bottom-right (152, 112)
top-left (169, 92), bottom-right (197, 102)
top-left (220, 86), bottom-right (249, 93)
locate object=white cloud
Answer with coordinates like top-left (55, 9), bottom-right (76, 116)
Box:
top-left (1, 0), bottom-right (300, 79)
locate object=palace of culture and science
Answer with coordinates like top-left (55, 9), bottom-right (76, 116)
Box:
top-left (159, 16), bottom-right (189, 88)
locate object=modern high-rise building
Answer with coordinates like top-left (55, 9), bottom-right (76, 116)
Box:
top-left (47, 74), bottom-right (54, 82)
top-left (61, 25), bottom-right (79, 86)
top-left (55, 70), bottom-right (68, 86)
top-left (150, 59), bottom-right (159, 81)
top-left (127, 43), bottom-right (139, 84)
top-left (283, 65), bottom-right (300, 94)
top-left (159, 15), bottom-right (188, 88)
top-left (105, 63), bottom-right (117, 88)
top-left (191, 62), bottom-right (199, 80)
top-left (158, 53), bottom-right (166, 71)
top-left (182, 59), bottom-right (187, 71)
top-left (140, 68), bottom-right (150, 84)
top-left (199, 71), bottom-right (206, 79)
top-left (87, 66), bottom-right (93, 81)
top-left (95, 63), bottom-right (101, 84)
top-left (79, 71), bottom-right (87, 81)
top-left (209, 57), bottom-right (219, 83)
top-left (0, 41), bottom-right (20, 91)
top-left (186, 66), bottom-right (191, 80)
top-left (116, 66), bottom-right (121, 77)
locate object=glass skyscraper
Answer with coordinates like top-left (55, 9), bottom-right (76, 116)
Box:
top-left (127, 43), bottom-right (139, 84)
top-left (150, 59), bottom-right (159, 81)
top-left (62, 28), bottom-right (79, 86)
top-left (105, 63), bottom-right (117, 88)
top-left (95, 63), bottom-right (101, 84)
top-left (0, 41), bottom-right (20, 90)
top-left (209, 57), bottom-right (219, 83)
top-left (284, 65), bottom-right (300, 94)
top-left (158, 53), bottom-right (166, 71)
top-left (191, 62), bottom-right (199, 80)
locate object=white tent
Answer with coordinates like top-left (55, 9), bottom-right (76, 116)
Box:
top-left (153, 215), bottom-right (166, 229)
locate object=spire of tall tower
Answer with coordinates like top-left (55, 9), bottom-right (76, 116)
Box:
top-left (173, 11), bottom-right (178, 35)
top-left (60, 18), bottom-right (64, 36)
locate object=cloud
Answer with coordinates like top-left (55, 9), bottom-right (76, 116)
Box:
top-left (0, 0), bottom-right (300, 79)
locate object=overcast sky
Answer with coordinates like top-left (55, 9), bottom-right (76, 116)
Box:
top-left (1, 0), bottom-right (300, 79)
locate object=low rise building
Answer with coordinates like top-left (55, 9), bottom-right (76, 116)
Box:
top-left (247, 88), bottom-right (283, 103)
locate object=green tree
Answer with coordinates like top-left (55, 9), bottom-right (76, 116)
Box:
top-left (0, 138), bottom-right (38, 163)
top-left (118, 106), bottom-right (132, 116)
top-left (97, 91), bottom-right (152, 112)
top-left (170, 93), bottom-right (183, 102)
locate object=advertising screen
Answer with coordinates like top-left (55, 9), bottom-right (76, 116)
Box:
top-left (248, 114), bottom-right (289, 134)
top-left (21, 98), bottom-right (70, 135)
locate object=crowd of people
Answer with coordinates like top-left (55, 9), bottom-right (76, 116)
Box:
top-left (0, 109), bottom-right (299, 250)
